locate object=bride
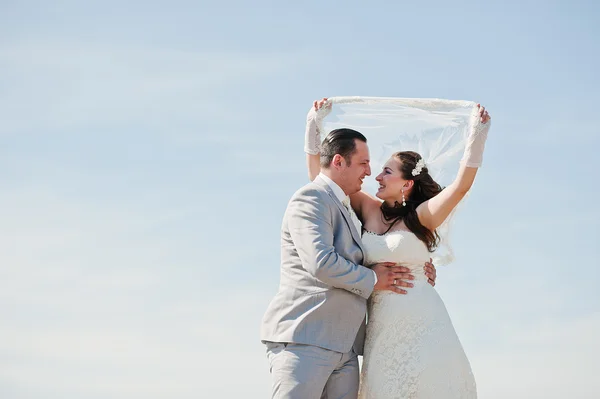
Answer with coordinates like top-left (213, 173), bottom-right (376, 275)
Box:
top-left (305, 97), bottom-right (491, 398)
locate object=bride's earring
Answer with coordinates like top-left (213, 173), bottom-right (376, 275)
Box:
top-left (401, 188), bottom-right (406, 207)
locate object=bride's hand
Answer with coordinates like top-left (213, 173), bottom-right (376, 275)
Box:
top-left (477, 104), bottom-right (491, 124)
top-left (305, 97), bottom-right (331, 158)
top-left (307, 97), bottom-right (332, 120)
top-left (313, 97), bottom-right (329, 111)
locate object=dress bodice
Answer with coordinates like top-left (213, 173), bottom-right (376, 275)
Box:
top-left (362, 230), bottom-right (431, 281)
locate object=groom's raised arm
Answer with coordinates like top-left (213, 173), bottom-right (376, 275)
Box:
top-left (287, 189), bottom-right (376, 299)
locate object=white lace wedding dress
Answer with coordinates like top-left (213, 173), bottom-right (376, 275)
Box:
top-left (358, 229), bottom-right (477, 399)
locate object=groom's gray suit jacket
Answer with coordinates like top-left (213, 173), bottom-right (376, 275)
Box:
top-left (261, 175), bottom-right (376, 355)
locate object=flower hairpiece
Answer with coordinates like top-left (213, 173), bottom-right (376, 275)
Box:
top-left (411, 158), bottom-right (426, 177)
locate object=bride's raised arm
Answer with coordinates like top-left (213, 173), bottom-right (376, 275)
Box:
top-left (417, 104), bottom-right (492, 231)
top-left (305, 152), bottom-right (320, 182)
top-left (304, 98), bottom-right (327, 182)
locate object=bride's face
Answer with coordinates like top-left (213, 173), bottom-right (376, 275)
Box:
top-left (375, 157), bottom-right (410, 202)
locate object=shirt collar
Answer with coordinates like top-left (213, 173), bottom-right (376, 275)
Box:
top-left (318, 173), bottom-right (348, 204)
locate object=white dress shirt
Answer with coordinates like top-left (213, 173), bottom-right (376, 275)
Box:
top-left (318, 173), bottom-right (377, 285)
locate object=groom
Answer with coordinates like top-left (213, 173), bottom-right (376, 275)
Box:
top-left (260, 105), bottom-right (437, 399)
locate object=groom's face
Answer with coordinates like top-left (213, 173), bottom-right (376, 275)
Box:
top-left (340, 140), bottom-right (371, 195)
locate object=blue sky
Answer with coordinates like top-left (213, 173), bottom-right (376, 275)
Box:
top-left (1, 0), bottom-right (599, 398)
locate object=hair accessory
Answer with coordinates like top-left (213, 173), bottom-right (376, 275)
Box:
top-left (411, 158), bottom-right (426, 177)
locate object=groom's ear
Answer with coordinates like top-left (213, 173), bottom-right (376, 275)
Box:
top-left (331, 154), bottom-right (345, 169)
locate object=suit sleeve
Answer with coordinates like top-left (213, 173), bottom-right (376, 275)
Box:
top-left (288, 191), bottom-right (375, 299)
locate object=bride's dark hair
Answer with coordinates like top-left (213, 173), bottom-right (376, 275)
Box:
top-left (381, 151), bottom-right (444, 252)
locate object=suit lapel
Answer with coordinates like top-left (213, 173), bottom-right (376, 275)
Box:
top-left (314, 176), bottom-right (365, 255)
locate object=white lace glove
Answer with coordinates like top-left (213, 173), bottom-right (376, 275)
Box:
top-left (460, 105), bottom-right (492, 168)
top-left (304, 101), bottom-right (332, 155)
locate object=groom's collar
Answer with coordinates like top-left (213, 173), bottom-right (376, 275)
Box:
top-left (318, 173), bottom-right (347, 203)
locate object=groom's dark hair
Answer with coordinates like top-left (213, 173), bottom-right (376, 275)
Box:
top-left (320, 128), bottom-right (367, 168)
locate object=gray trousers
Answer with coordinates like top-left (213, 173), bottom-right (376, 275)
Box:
top-left (265, 342), bottom-right (359, 399)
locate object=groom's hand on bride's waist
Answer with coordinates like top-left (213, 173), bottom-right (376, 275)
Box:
top-left (372, 263), bottom-right (414, 295)
top-left (424, 258), bottom-right (437, 288)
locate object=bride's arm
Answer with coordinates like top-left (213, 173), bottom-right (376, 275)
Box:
top-left (306, 153), bottom-right (320, 181)
top-left (350, 191), bottom-right (382, 221)
top-left (305, 98), bottom-right (328, 181)
top-left (417, 104), bottom-right (491, 230)
top-left (417, 165), bottom-right (478, 230)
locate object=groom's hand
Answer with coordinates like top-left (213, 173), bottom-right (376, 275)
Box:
top-left (424, 258), bottom-right (437, 287)
top-left (372, 262), bottom-right (414, 295)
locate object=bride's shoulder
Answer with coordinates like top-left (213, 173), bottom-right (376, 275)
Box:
top-left (350, 190), bottom-right (380, 207)
top-left (350, 190), bottom-right (382, 217)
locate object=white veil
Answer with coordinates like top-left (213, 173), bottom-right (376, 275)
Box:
top-left (318, 96), bottom-right (480, 266)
